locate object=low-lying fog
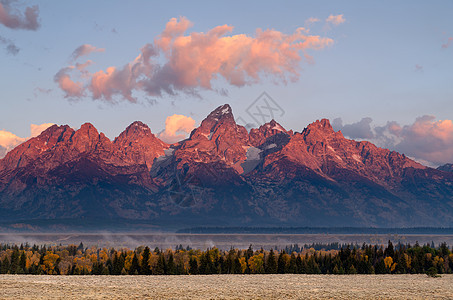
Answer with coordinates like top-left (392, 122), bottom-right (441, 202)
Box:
top-left (1, 233), bottom-right (452, 250)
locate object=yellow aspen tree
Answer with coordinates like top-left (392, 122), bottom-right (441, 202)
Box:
top-left (124, 251), bottom-right (134, 272)
top-left (239, 257), bottom-right (247, 274)
top-left (43, 252), bottom-right (60, 274)
top-left (248, 253), bottom-right (264, 274)
top-left (384, 256), bottom-right (393, 269)
top-left (404, 253), bottom-right (411, 269)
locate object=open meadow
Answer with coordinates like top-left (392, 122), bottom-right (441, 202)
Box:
top-left (1, 274), bottom-right (452, 299)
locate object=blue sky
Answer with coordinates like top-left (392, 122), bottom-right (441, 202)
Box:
top-left (1, 0), bottom-right (452, 166)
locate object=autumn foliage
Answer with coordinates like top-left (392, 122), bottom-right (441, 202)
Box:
top-left (0, 241), bottom-right (452, 275)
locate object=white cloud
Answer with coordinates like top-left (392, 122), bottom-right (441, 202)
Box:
top-left (0, 123), bottom-right (54, 158)
top-left (158, 114), bottom-right (196, 144)
top-left (0, 130), bottom-right (25, 152)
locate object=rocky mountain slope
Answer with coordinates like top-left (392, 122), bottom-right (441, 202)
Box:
top-left (1, 104), bottom-right (452, 228)
top-left (438, 163), bottom-right (453, 173)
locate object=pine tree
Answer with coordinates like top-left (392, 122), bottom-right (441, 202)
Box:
top-left (167, 253), bottom-right (176, 275)
top-left (296, 255), bottom-right (303, 274)
top-left (92, 262), bottom-right (104, 275)
top-left (348, 264), bottom-right (357, 274)
top-left (19, 252), bottom-right (27, 273)
top-left (277, 252), bottom-right (286, 274)
top-left (101, 266), bottom-right (110, 275)
top-left (129, 253), bottom-right (140, 275)
top-left (384, 240), bottom-right (394, 258)
top-left (333, 265), bottom-right (340, 274)
top-left (10, 248), bottom-right (20, 274)
top-left (246, 245), bottom-right (254, 259)
top-left (288, 253), bottom-right (297, 273)
top-left (1, 256), bottom-right (10, 274)
top-left (375, 259), bottom-right (386, 274)
top-left (154, 253), bottom-right (166, 275)
top-left (189, 257), bottom-right (198, 275)
top-left (199, 252), bottom-right (209, 274)
top-left (233, 257), bottom-right (242, 274)
top-left (105, 258), bottom-right (113, 275)
top-left (140, 247), bottom-right (151, 275)
top-left (265, 249), bottom-right (277, 274)
top-left (112, 253), bottom-right (120, 275)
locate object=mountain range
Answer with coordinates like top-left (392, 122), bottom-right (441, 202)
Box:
top-left (1, 104), bottom-right (453, 229)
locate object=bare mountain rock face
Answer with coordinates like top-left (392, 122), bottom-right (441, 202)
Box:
top-left (0, 122), bottom-right (164, 220)
top-left (150, 104), bottom-right (254, 220)
top-left (180, 104), bottom-right (249, 167)
top-left (113, 121), bottom-right (169, 171)
top-left (249, 119), bottom-right (290, 147)
top-left (1, 105), bottom-right (453, 228)
top-left (438, 163), bottom-right (453, 173)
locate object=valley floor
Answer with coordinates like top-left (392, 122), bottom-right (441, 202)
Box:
top-left (1, 274), bottom-right (452, 299)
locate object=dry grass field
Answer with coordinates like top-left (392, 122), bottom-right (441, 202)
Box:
top-left (1, 274), bottom-right (452, 299)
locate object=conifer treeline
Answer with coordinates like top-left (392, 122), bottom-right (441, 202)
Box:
top-left (0, 241), bottom-right (452, 275)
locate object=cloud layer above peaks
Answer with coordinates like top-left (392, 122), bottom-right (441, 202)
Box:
top-left (55, 17), bottom-right (335, 102)
top-left (333, 116), bottom-right (453, 166)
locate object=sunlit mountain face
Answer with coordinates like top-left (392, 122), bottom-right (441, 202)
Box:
top-left (1, 105), bottom-right (453, 228)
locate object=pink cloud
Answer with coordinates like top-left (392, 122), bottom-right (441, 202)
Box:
top-left (441, 37), bottom-right (453, 49)
top-left (70, 44), bottom-right (105, 62)
top-left (0, 1), bottom-right (39, 30)
top-left (55, 17), bottom-right (334, 102)
top-left (158, 114), bottom-right (196, 144)
top-left (156, 16), bottom-right (193, 51)
top-left (89, 65), bottom-right (140, 102)
top-left (305, 17), bottom-right (320, 26)
top-left (54, 67), bottom-right (84, 98)
top-left (338, 115), bottom-right (453, 166)
top-left (326, 14), bottom-right (346, 26)
top-left (393, 116), bottom-right (453, 165)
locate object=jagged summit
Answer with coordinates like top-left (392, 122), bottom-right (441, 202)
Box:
top-left (126, 121), bottom-right (152, 131)
top-left (206, 104), bottom-right (233, 120)
top-left (301, 118), bottom-right (343, 145)
top-left (0, 124), bottom-right (75, 172)
top-left (114, 121), bottom-right (168, 170)
top-left (114, 121), bottom-right (155, 142)
top-left (72, 123), bottom-right (103, 153)
top-left (190, 104), bottom-right (237, 139)
top-left (0, 103), bottom-right (452, 228)
top-left (40, 124), bottom-right (60, 135)
top-left (266, 119), bottom-right (286, 132)
top-left (249, 119), bottom-right (288, 147)
top-left (304, 119), bottom-right (335, 134)
top-left (179, 104), bottom-right (249, 167)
